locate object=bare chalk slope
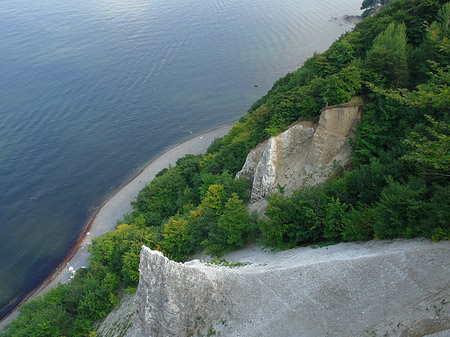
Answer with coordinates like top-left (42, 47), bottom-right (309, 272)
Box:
top-left (109, 239), bottom-right (450, 337)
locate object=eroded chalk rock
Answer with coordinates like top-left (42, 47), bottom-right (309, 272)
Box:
top-left (134, 248), bottom-right (231, 337)
top-left (237, 104), bottom-right (362, 204)
top-left (109, 240), bottom-right (450, 337)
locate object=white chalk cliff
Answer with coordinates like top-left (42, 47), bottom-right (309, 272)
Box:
top-left (98, 240), bottom-right (450, 337)
top-left (236, 104), bottom-right (362, 211)
top-left (97, 104), bottom-right (450, 337)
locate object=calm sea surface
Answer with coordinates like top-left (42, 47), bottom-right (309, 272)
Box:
top-left (0, 0), bottom-right (361, 318)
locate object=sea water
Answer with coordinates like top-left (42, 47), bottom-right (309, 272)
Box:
top-left (0, 0), bottom-right (361, 319)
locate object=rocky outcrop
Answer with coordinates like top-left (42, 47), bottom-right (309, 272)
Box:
top-left (96, 103), bottom-right (450, 337)
top-left (98, 240), bottom-right (450, 337)
top-left (95, 292), bottom-right (140, 337)
top-left (134, 249), bottom-right (231, 337)
top-left (236, 104), bottom-right (362, 207)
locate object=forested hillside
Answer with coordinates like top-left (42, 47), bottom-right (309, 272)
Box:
top-left (2, 0), bottom-right (449, 335)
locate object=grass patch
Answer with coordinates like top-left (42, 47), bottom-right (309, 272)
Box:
top-left (201, 258), bottom-right (251, 268)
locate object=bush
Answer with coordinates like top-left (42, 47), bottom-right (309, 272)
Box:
top-left (342, 204), bottom-right (376, 241)
top-left (89, 224), bottom-right (157, 284)
top-left (206, 194), bottom-right (258, 256)
top-left (323, 198), bottom-right (347, 240)
top-left (323, 157), bottom-right (386, 206)
top-left (373, 176), bottom-right (427, 239)
top-left (160, 215), bottom-right (194, 261)
top-left (131, 168), bottom-right (188, 226)
top-left (261, 191), bottom-right (323, 249)
top-left (322, 65), bottom-right (362, 105)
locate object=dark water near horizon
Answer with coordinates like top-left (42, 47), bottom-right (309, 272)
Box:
top-left (0, 0), bottom-right (361, 319)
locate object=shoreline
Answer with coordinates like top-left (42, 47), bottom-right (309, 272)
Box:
top-left (0, 123), bottom-right (234, 329)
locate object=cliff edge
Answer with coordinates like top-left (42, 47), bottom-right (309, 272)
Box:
top-left (98, 239), bottom-right (450, 337)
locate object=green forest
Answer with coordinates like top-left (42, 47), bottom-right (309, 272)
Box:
top-left (2, 0), bottom-right (449, 335)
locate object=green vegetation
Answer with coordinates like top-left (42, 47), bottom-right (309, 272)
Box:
top-left (2, 0), bottom-right (449, 335)
top-left (360, 0), bottom-right (390, 18)
top-left (258, 0), bottom-right (450, 248)
top-left (201, 259), bottom-right (251, 268)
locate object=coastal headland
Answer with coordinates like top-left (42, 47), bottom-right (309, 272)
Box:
top-left (0, 123), bottom-right (233, 329)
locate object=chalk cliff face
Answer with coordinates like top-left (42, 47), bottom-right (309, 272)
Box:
top-left (97, 105), bottom-right (450, 337)
top-left (134, 249), bottom-right (230, 337)
top-left (236, 104), bottom-right (362, 208)
top-left (98, 240), bottom-right (450, 337)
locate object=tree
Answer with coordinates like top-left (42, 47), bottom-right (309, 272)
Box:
top-left (201, 184), bottom-right (225, 215)
top-left (428, 2), bottom-right (450, 53)
top-left (131, 168), bottom-right (187, 226)
top-left (377, 62), bottom-right (450, 108)
top-left (403, 115), bottom-right (450, 176)
top-left (365, 23), bottom-right (409, 88)
top-left (322, 65), bottom-right (362, 105)
top-left (373, 1), bottom-right (450, 101)
top-left (261, 191), bottom-right (322, 249)
top-left (361, 0), bottom-right (388, 18)
top-left (374, 177), bottom-right (427, 239)
top-left (323, 198), bottom-right (347, 240)
top-left (217, 194), bottom-right (252, 250)
top-left (89, 224), bottom-right (156, 284)
top-left (161, 215), bottom-right (192, 261)
top-left (361, 0), bottom-right (387, 11)
top-left (369, 3), bottom-right (450, 176)
top-left (342, 204), bottom-right (375, 241)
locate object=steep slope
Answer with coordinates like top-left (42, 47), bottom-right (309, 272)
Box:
top-left (98, 239), bottom-right (450, 337)
top-left (237, 103), bottom-right (362, 212)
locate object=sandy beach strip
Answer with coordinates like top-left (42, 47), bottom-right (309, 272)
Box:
top-left (0, 123), bottom-right (233, 329)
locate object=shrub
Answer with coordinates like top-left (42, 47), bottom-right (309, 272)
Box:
top-left (323, 198), bottom-right (347, 240)
top-left (261, 192), bottom-right (323, 249)
top-left (373, 176), bottom-right (427, 239)
top-left (342, 204), bottom-right (376, 241)
top-left (206, 194), bottom-right (257, 256)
